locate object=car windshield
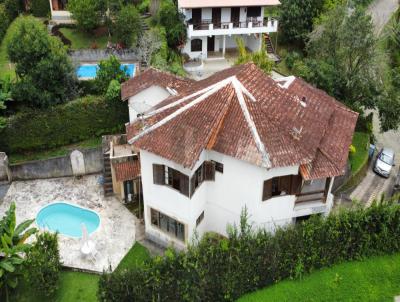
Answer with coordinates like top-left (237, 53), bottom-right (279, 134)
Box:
top-left (379, 152), bottom-right (393, 165)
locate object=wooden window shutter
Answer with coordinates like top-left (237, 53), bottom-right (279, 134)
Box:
top-left (204, 161), bottom-right (215, 181)
top-left (190, 175), bottom-right (196, 197)
top-left (280, 175), bottom-right (292, 194)
top-left (324, 177), bottom-right (331, 196)
top-left (153, 164), bottom-right (165, 185)
top-left (262, 179), bottom-right (272, 201)
top-left (290, 175), bottom-right (303, 195)
top-left (180, 174), bottom-right (190, 197)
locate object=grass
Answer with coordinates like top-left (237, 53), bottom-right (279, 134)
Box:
top-left (12, 270), bottom-right (100, 302)
top-left (59, 28), bottom-right (110, 50)
top-left (10, 242), bottom-right (150, 302)
top-left (0, 16), bottom-right (21, 81)
top-left (8, 137), bottom-right (102, 164)
top-left (238, 253), bottom-right (400, 302)
top-left (349, 132), bottom-right (370, 174)
top-left (116, 242), bottom-right (151, 271)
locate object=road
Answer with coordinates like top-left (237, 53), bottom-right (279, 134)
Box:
top-left (347, 0), bottom-right (399, 204)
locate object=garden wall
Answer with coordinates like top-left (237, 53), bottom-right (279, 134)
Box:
top-left (69, 49), bottom-right (139, 63)
top-left (9, 148), bottom-right (103, 180)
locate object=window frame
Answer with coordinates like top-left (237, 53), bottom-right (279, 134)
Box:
top-left (191, 39), bottom-right (202, 52)
top-left (262, 175), bottom-right (303, 201)
top-left (247, 6), bottom-right (261, 18)
top-left (150, 208), bottom-right (185, 242)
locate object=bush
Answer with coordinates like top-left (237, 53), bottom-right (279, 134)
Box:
top-left (31, 0), bottom-right (51, 17)
top-left (0, 95), bottom-right (128, 153)
top-left (25, 232), bottom-right (62, 297)
top-left (156, 0), bottom-right (186, 48)
top-left (113, 5), bottom-right (142, 47)
top-left (98, 201), bottom-right (400, 301)
top-left (68, 0), bottom-right (104, 32)
top-left (95, 55), bottom-right (128, 94)
top-left (285, 51), bottom-right (302, 70)
top-left (0, 4), bottom-right (10, 42)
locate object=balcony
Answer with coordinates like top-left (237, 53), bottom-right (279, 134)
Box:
top-left (187, 17), bottom-right (278, 38)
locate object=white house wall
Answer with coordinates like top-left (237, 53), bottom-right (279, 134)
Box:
top-left (128, 86), bottom-right (171, 122)
top-left (140, 148), bottom-right (323, 248)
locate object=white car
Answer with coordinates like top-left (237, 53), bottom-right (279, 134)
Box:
top-left (374, 148), bottom-right (395, 178)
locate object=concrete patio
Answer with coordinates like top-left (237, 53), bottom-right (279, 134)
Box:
top-left (0, 174), bottom-right (136, 273)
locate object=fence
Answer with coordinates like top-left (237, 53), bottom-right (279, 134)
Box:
top-left (69, 49), bottom-right (139, 63)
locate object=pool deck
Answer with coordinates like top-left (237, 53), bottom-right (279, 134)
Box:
top-left (0, 174), bottom-right (136, 273)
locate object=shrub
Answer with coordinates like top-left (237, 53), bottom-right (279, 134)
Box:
top-left (105, 79), bottom-right (121, 102)
top-left (31, 0), bottom-right (51, 17)
top-left (0, 4), bottom-right (10, 42)
top-left (285, 51), bottom-right (302, 70)
top-left (95, 55), bottom-right (128, 94)
top-left (0, 95), bottom-right (128, 153)
top-left (98, 201), bottom-right (400, 301)
top-left (25, 232), bottom-right (62, 297)
top-left (68, 0), bottom-right (104, 32)
top-left (113, 5), bottom-right (142, 47)
top-left (349, 144), bottom-right (356, 155)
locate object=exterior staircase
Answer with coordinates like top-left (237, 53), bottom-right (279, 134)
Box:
top-left (103, 152), bottom-right (114, 197)
top-left (264, 34), bottom-right (281, 63)
top-left (139, 14), bottom-right (151, 69)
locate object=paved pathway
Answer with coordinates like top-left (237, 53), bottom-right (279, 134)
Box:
top-left (0, 174), bottom-right (136, 272)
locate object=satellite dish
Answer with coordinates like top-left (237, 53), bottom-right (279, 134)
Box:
top-left (130, 101), bottom-right (152, 114)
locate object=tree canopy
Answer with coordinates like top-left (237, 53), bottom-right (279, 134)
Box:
top-left (7, 16), bottom-right (77, 108)
top-left (113, 5), bottom-right (142, 47)
top-left (68, 0), bottom-right (104, 32)
top-left (95, 55), bottom-right (128, 94)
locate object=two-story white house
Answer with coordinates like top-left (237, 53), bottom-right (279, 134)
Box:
top-left (179, 0), bottom-right (280, 59)
top-left (115, 63), bottom-right (358, 249)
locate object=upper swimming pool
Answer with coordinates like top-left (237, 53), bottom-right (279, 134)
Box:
top-left (36, 202), bottom-right (100, 238)
top-left (76, 63), bottom-right (135, 79)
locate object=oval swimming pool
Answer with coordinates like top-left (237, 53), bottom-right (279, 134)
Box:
top-left (36, 203), bottom-right (100, 238)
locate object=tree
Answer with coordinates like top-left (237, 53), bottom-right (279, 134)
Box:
top-left (0, 202), bottom-right (37, 302)
top-left (235, 37), bottom-right (273, 75)
top-left (305, 5), bottom-right (400, 131)
top-left (156, 0), bottom-right (186, 48)
top-left (105, 79), bottom-right (121, 102)
top-left (113, 5), bottom-right (142, 47)
top-left (279, 0), bottom-right (325, 45)
top-left (31, 0), bottom-right (51, 17)
top-left (0, 76), bottom-right (12, 129)
top-left (137, 28), bottom-right (163, 67)
top-left (95, 55), bottom-right (128, 94)
top-left (25, 232), bottom-right (61, 297)
top-left (68, 0), bottom-right (104, 32)
top-left (0, 4), bottom-right (10, 42)
top-left (7, 16), bottom-right (77, 108)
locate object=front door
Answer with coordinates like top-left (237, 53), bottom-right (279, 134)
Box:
top-left (207, 36), bottom-right (215, 52)
top-left (212, 8), bottom-right (221, 28)
top-left (192, 8), bottom-right (202, 28)
top-left (231, 7), bottom-right (240, 27)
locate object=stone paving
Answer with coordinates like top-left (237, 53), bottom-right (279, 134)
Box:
top-left (0, 174), bottom-right (136, 273)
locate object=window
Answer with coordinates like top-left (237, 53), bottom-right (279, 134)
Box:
top-left (190, 161), bottom-right (216, 195)
top-left (153, 164), bottom-right (189, 197)
top-left (191, 39), bottom-right (202, 52)
top-left (211, 160), bottom-right (224, 173)
top-left (151, 208), bottom-right (185, 241)
top-left (196, 211), bottom-right (204, 226)
top-left (262, 175), bottom-right (302, 201)
top-left (247, 6), bottom-right (261, 18)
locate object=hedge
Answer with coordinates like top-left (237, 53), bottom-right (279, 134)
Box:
top-left (98, 200), bottom-right (400, 301)
top-left (0, 95), bottom-right (128, 153)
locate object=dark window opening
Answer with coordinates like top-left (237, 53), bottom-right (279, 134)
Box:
top-left (211, 160), bottom-right (224, 173)
top-left (262, 175), bottom-right (303, 201)
top-left (153, 164), bottom-right (189, 197)
top-left (151, 208), bottom-right (185, 241)
top-left (247, 6), bottom-right (261, 18)
top-left (191, 161), bottom-right (216, 196)
top-left (191, 39), bottom-right (202, 52)
top-left (196, 211), bottom-right (204, 226)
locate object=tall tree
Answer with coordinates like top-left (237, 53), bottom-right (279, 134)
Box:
top-left (113, 5), bottom-right (142, 47)
top-left (7, 16), bottom-right (77, 108)
top-left (156, 0), bottom-right (186, 48)
top-left (68, 0), bottom-right (104, 32)
top-left (279, 0), bottom-right (325, 45)
top-left (306, 5), bottom-right (400, 131)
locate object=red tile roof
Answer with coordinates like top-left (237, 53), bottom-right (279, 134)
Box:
top-left (126, 63), bottom-right (358, 179)
top-left (121, 67), bottom-right (194, 101)
top-left (114, 160), bottom-right (141, 182)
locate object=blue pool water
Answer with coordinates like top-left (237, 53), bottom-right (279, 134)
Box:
top-left (36, 202), bottom-right (100, 238)
top-left (76, 63), bottom-right (135, 79)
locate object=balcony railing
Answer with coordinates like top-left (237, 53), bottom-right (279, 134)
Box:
top-left (188, 17), bottom-right (278, 34)
top-left (295, 190), bottom-right (326, 204)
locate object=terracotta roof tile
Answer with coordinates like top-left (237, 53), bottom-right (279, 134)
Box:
top-left (126, 63), bottom-right (358, 179)
top-left (121, 68), bottom-right (194, 100)
top-left (114, 160), bottom-right (141, 182)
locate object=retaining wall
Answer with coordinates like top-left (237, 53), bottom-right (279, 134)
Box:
top-left (9, 148), bottom-right (103, 181)
top-left (69, 49), bottom-right (139, 63)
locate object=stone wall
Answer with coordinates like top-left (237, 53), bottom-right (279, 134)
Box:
top-left (9, 148), bottom-right (103, 181)
top-left (69, 49), bottom-right (138, 63)
top-left (0, 152), bottom-right (10, 181)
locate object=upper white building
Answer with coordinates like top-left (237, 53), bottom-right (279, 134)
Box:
top-left (114, 63), bottom-right (358, 249)
top-left (178, 0), bottom-right (280, 59)
top-left (48, 0), bottom-right (73, 23)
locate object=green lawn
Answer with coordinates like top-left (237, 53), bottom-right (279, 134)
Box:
top-left (0, 16), bottom-right (21, 80)
top-left (59, 28), bottom-right (110, 50)
top-left (116, 242), bottom-right (151, 271)
top-left (350, 132), bottom-right (370, 173)
top-left (8, 137), bottom-right (102, 164)
top-left (238, 253), bottom-right (400, 302)
top-left (10, 242), bottom-right (150, 302)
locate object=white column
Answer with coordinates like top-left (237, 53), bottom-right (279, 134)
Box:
top-left (259, 34), bottom-right (263, 51)
top-left (222, 35), bottom-right (226, 56)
